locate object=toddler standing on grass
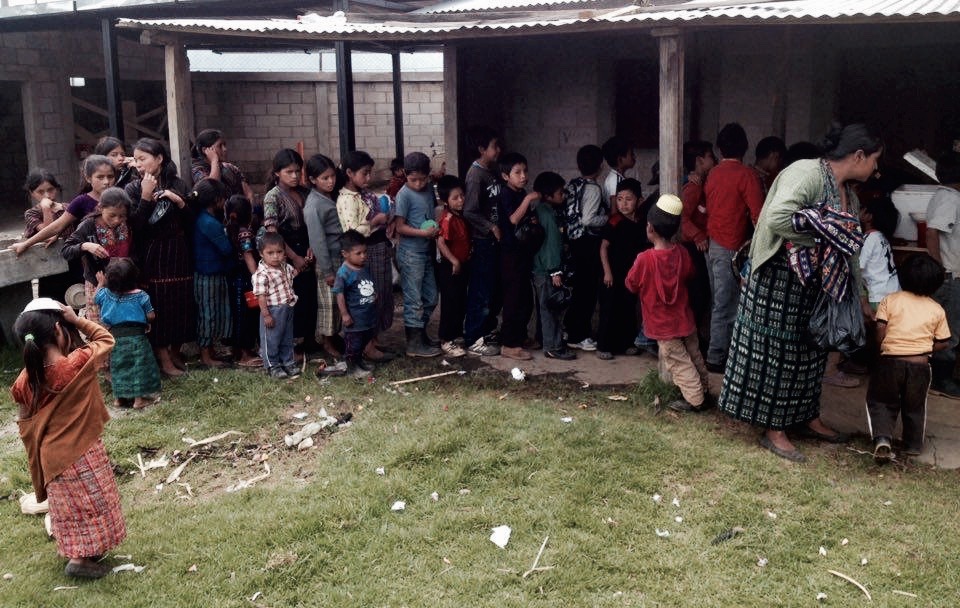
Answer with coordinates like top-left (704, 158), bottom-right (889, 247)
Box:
top-left (94, 259), bottom-right (161, 409)
top-left (253, 232), bottom-right (300, 379)
top-left (625, 194), bottom-right (711, 413)
top-left (333, 230), bottom-right (379, 375)
top-left (867, 253), bottom-right (950, 463)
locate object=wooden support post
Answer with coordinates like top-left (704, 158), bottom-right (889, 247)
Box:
top-left (335, 39), bottom-right (356, 160)
top-left (653, 28), bottom-right (684, 197)
top-left (164, 41), bottom-right (195, 188)
top-left (101, 18), bottom-right (124, 141)
top-left (442, 44), bottom-right (459, 177)
top-left (392, 50), bottom-right (404, 160)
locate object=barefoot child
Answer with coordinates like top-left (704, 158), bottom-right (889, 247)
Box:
top-left (94, 259), bottom-right (161, 409)
top-left (11, 298), bottom-right (126, 579)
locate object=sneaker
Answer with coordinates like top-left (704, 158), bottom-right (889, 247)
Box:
top-left (929, 378), bottom-right (960, 400)
top-left (624, 346), bottom-right (640, 356)
top-left (500, 346), bottom-right (533, 361)
top-left (567, 338), bottom-right (597, 351)
top-left (441, 341), bottom-right (467, 358)
top-left (873, 437), bottom-right (893, 464)
top-left (318, 361), bottom-right (348, 377)
top-left (467, 338), bottom-right (500, 356)
top-left (596, 350), bottom-right (614, 361)
top-left (283, 365), bottom-right (302, 379)
top-left (667, 398), bottom-right (695, 412)
top-left (545, 348), bottom-right (576, 361)
top-left (270, 368), bottom-right (289, 379)
top-left (484, 330), bottom-right (501, 346)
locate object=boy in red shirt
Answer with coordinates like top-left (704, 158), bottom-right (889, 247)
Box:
top-left (626, 194), bottom-right (711, 412)
top-left (436, 175), bottom-right (471, 357)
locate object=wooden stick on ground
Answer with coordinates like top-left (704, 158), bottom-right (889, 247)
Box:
top-left (522, 536), bottom-right (550, 579)
top-left (390, 370), bottom-right (459, 386)
top-left (184, 430), bottom-right (242, 449)
top-left (828, 569), bottom-right (872, 601)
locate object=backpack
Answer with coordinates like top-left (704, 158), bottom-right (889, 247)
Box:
top-left (564, 177), bottom-right (607, 240)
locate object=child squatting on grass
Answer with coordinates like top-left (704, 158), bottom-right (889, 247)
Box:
top-left (253, 232), bottom-right (301, 379)
top-left (866, 253), bottom-right (951, 463)
top-left (625, 194), bottom-right (713, 413)
top-left (11, 298), bottom-right (126, 579)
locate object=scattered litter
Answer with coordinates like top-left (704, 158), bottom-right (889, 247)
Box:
top-left (653, 395), bottom-right (662, 414)
top-left (819, 546), bottom-right (828, 556)
top-left (304, 395), bottom-right (312, 402)
top-left (292, 412), bottom-right (308, 420)
top-left (44, 513), bottom-right (52, 537)
top-left (166, 455), bottom-right (196, 484)
top-left (675, 516), bottom-right (683, 523)
top-left (522, 536), bottom-right (552, 578)
top-left (578, 403), bottom-right (589, 409)
top-left (390, 370), bottom-right (459, 386)
top-left (249, 592), bottom-right (263, 602)
top-left (430, 492), bottom-right (439, 502)
top-left (580, 382), bottom-right (590, 389)
top-left (112, 563), bottom-right (146, 574)
top-left (441, 359), bottom-right (451, 367)
top-left (458, 488), bottom-right (471, 495)
top-left (176, 483), bottom-right (193, 499)
top-left (841, 538), bottom-right (849, 546)
top-left (2, 573), bottom-right (13, 581)
top-left (654, 529), bottom-right (670, 538)
top-left (376, 467), bottom-right (385, 476)
top-left (213, 377), bottom-right (219, 383)
top-left (883, 500), bottom-right (893, 506)
top-left (187, 564), bottom-right (198, 573)
top-left (498, 393), bottom-right (509, 400)
top-left (297, 437), bottom-right (314, 450)
top-left (603, 517), bottom-right (619, 526)
top-left (560, 417), bottom-right (573, 423)
top-left (892, 590), bottom-right (918, 598)
top-left (766, 511), bottom-right (777, 519)
top-left (671, 497), bottom-right (681, 508)
top-left (828, 569), bottom-right (872, 600)
top-left (391, 501), bottom-right (406, 512)
top-left (53, 586), bottom-right (78, 591)
top-left (183, 430), bottom-right (242, 449)
top-left (129, 453), bottom-right (170, 478)
top-left (652, 494), bottom-right (662, 504)
top-left (490, 525), bottom-right (512, 548)
top-left (511, 368), bottom-right (526, 381)
top-left (19, 492), bottom-right (48, 515)
top-left (283, 409), bottom-right (338, 447)
top-left (607, 394), bottom-right (628, 401)
top-left (860, 557), bottom-right (869, 566)
top-left (757, 557), bottom-right (768, 568)
top-left (155, 484), bottom-right (164, 493)
top-left (225, 463), bottom-right (271, 492)
top-left (711, 527), bottom-right (744, 545)
top-left (816, 592), bottom-right (827, 602)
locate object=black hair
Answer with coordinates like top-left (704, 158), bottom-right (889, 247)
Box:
top-left (755, 136), bottom-right (787, 161)
top-left (682, 140), bottom-right (714, 172)
top-left (24, 169), bottom-right (62, 195)
top-left (225, 194), bottom-right (252, 246)
top-left (936, 151), bottom-right (960, 185)
top-left (717, 123), bottom-right (749, 159)
top-left (821, 123), bottom-right (883, 161)
top-left (499, 152), bottom-right (527, 178)
top-left (390, 157), bottom-right (404, 173)
top-left (305, 153), bottom-right (337, 181)
top-left (785, 141), bottom-right (822, 166)
top-left (259, 231), bottom-right (286, 252)
top-left (646, 205), bottom-right (681, 240)
top-left (192, 129), bottom-right (224, 160)
top-left (105, 257), bottom-right (139, 292)
top-left (341, 150), bottom-right (375, 174)
top-left (341, 229), bottom-right (367, 252)
top-left (76, 154), bottom-right (116, 195)
top-left (899, 253), bottom-right (944, 297)
top-left (533, 171), bottom-right (565, 198)
top-left (133, 138), bottom-right (178, 186)
top-left (576, 145), bottom-right (604, 176)
top-left (616, 177), bottom-right (644, 201)
top-left (465, 126), bottom-right (499, 159)
top-left (404, 151), bottom-right (431, 176)
top-left (268, 148), bottom-right (304, 189)
top-left (98, 186), bottom-right (132, 211)
top-left (94, 136), bottom-right (125, 157)
top-left (601, 136), bottom-right (633, 168)
top-left (436, 174), bottom-right (466, 203)
top-left (862, 197), bottom-right (900, 241)
top-left (186, 178), bottom-right (227, 211)
top-left (14, 308), bottom-right (81, 413)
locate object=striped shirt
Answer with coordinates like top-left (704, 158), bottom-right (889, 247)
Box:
top-left (251, 261), bottom-right (298, 307)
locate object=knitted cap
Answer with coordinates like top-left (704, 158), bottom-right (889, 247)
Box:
top-left (655, 194), bottom-right (683, 216)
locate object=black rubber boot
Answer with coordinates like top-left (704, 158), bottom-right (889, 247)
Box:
top-left (421, 327), bottom-right (440, 348)
top-left (405, 326), bottom-right (441, 358)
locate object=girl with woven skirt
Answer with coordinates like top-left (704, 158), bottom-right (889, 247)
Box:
top-left (336, 150), bottom-right (395, 360)
top-left (190, 178), bottom-right (234, 368)
top-left (262, 149), bottom-right (318, 354)
top-left (225, 194), bottom-right (262, 367)
top-left (125, 138), bottom-right (193, 378)
top-left (11, 299), bottom-right (126, 579)
top-left (718, 124), bottom-right (883, 462)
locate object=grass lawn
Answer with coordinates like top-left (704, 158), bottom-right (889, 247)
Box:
top-left (1, 352), bottom-right (959, 607)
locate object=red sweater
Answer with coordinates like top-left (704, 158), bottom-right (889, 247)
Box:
top-left (704, 159), bottom-right (764, 250)
top-left (624, 245), bottom-right (695, 340)
top-left (681, 179), bottom-right (708, 245)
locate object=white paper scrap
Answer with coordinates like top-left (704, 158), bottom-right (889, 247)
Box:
top-left (112, 563), bottom-right (146, 574)
top-left (490, 525), bottom-right (512, 548)
top-left (655, 529), bottom-right (670, 538)
top-left (391, 501), bottom-right (406, 512)
top-left (511, 367), bottom-right (526, 381)
top-left (376, 467), bottom-right (385, 476)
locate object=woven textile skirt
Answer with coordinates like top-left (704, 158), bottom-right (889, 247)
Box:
top-left (315, 273), bottom-right (341, 339)
top-left (366, 240), bottom-right (395, 333)
top-left (143, 236), bottom-right (195, 347)
top-left (718, 253), bottom-right (828, 430)
top-left (194, 273), bottom-right (232, 347)
top-left (46, 439), bottom-right (126, 559)
top-left (110, 332), bottom-right (161, 398)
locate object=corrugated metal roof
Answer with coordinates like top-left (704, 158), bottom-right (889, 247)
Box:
top-left (119, 0), bottom-right (960, 42)
top-left (414, 0), bottom-right (599, 14)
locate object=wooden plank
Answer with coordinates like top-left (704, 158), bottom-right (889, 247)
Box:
top-left (443, 44), bottom-right (459, 176)
top-left (314, 82), bottom-right (331, 157)
top-left (165, 41), bottom-right (195, 188)
top-left (653, 28), bottom-right (684, 197)
top-left (0, 240), bottom-right (69, 289)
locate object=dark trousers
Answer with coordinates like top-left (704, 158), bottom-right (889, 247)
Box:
top-left (230, 272), bottom-right (260, 352)
top-left (292, 267), bottom-right (318, 343)
top-left (464, 237), bottom-right (502, 345)
top-left (436, 258), bottom-right (469, 342)
top-left (344, 328), bottom-right (376, 364)
top-left (499, 249), bottom-right (534, 348)
top-left (565, 235), bottom-right (602, 343)
top-left (866, 356), bottom-right (930, 451)
top-left (597, 281), bottom-right (637, 353)
top-left (683, 242), bottom-right (711, 349)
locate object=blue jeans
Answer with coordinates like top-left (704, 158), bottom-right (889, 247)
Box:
top-left (260, 304), bottom-right (295, 373)
top-left (534, 274), bottom-right (563, 353)
top-left (706, 240), bottom-right (740, 366)
top-left (464, 237), bottom-right (500, 345)
top-left (397, 246), bottom-right (438, 329)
